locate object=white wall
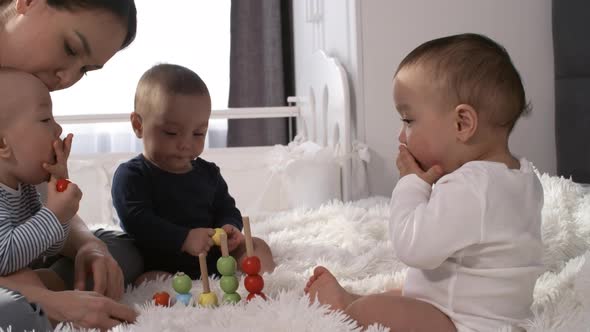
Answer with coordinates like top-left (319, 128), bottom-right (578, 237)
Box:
top-left (359, 0), bottom-right (555, 196)
top-left (292, 0), bottom-right (555, 197)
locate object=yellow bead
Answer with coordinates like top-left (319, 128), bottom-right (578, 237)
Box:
top-left (212, 228), bottom-right (226, 246)
top-left (198, 292), bottom-right (218, 307)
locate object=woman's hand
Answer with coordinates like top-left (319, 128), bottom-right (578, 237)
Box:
top-left (73, 242), bottom-right (125, 301)
top-left (42, 290), bottom-right (137, 330)
top-left (222, 224), bottom-right (244, 252)
top-left (181, 228), bottom-right (215, 256)
top-left (396, 145), bottom-right (443, 186)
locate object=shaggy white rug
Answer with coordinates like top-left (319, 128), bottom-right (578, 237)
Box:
top-left (54, 174), bottom-right (590, 332)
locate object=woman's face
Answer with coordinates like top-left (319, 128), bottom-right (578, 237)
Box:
top-left (1, 0), bottom-right (127, 91)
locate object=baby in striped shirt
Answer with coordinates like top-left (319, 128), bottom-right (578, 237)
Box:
top-left (0, 70), bottom-right (82, 290)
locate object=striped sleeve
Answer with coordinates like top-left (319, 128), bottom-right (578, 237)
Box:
top-left (0, 188), bottom-right (68, 275)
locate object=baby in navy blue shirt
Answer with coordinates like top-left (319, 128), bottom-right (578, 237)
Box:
top-left (112, 64), bottom-right (275, 283)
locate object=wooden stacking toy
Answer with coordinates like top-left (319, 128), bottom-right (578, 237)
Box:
top-left (172, 272), bottom-right (193, 306)
top-left (241, 217), bottom-right (267, 301)
top-left (216, 233), bottom-right (241, 304)
top-left (198, 253), bottom-right (219, 307)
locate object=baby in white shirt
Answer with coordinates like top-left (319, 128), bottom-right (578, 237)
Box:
top-left (305, 33), bottom-right (544, 332)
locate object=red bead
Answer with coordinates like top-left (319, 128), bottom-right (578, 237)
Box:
top-left (246, 292), bottom-right (267, 302)
top-left (152, 291), bottom-right (170, 307)
top-left (241, 256), bottom-right (261, 275)
top-left (244, 274), bottom-right (264, 294)
top-left (56, 179), bottom-right (71, 192)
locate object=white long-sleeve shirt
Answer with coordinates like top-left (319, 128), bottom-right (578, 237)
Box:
top-left (390, 158), bottom-right (544, 332)
top-left (0, 182), bottom-right (70, 275)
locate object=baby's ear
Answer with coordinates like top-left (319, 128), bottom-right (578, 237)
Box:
top-left (0, 137), bottom-right (12, 159)
top-left (130, 112), bottom-right (143, 138)
top-left (15, 0), bottom-right (37, 14)
top-left (454, 104), bottom-right (478, 142)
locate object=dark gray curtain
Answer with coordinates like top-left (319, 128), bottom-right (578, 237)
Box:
top-left (553, 1), bottom-right (590, 183)
top-left (227, 0), bottom-right (294, 147)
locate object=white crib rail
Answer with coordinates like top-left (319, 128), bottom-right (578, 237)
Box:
top-left (55, 106), bottom-right (300, 124)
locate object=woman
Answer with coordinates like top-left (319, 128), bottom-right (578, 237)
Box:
top-left (0, 0), bottom-right (142, 330)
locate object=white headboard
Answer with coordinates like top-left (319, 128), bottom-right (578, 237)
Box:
top-left (294, 50), bottom-right (352, 200)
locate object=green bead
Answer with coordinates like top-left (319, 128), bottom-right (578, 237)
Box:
top-left (172, 272), bottom-right (192, 294)
top-left (217, 256), bottom-right (237, 276)
top-left (220, 275), bottom-right (239, 293)
top-left (223, 292), bottom-right (241, 304)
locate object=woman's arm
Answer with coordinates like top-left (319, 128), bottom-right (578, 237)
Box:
top-left (60, 214), bottom-right (108, 258)
top-left (0, 275), bottom-right (137, 329)
top-left (59, 215), bottom-right (125, 300)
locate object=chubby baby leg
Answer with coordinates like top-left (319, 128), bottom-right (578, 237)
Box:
top-left (345, 293), bottom-right (457, 332)
top-left (305, 266), bottom-right (360, 311)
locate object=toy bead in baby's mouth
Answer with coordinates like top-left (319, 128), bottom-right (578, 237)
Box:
top-left (56, 178), bottom-right (71, 192)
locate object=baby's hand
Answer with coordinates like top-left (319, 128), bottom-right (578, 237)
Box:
top-left (43, 134), bottom-right (73, 180)
top-left (396, 145), bottom-right (443, 185)
top-left (45, 176), bottom-right (82, 224)
top-left (182, 228), bottom-right (215, 257)
top-left (221, 224), bottom-right (244, 252)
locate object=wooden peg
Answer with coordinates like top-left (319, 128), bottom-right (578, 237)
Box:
top-left (220, 232), bottom-right (229, 257)
top-left (243, 217), bottom-right (254, 257)
top-left (198, 253), bottom-right (210, 293)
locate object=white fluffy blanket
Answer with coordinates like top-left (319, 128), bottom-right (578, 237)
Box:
top-left (56, 174), bottom-right (590, 332)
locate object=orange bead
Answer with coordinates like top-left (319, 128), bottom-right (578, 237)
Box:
top-left (152, 291), bottom-right (170, 307)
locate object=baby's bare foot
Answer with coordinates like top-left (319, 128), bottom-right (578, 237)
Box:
top-left (304, 266), bottom-right (359, 311)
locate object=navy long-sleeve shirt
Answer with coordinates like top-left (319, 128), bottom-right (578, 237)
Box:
top-left (111, 154), bottom-right (242, 278)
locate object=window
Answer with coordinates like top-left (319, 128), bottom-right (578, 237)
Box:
top-left (52, 0), bottom-right (231, 154)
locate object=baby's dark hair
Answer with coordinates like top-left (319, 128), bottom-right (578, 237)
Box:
top-left (134, 64), bottom-right (209, 113)
top-left (396, 33), bottom-right (530, 132)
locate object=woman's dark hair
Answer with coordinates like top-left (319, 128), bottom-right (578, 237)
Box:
top-left (47, 0), bottom-right (137, 49)
top-left (0, 0), bottom-right (137, 49)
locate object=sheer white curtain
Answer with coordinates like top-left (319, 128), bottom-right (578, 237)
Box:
top-left (51, 0), bottom-right (231, 154)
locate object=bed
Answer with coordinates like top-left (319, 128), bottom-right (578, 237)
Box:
top-left (56, 52), bottom-right (590, 331)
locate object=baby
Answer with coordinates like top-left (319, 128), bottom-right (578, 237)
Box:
top-left (112, 64), bottom-right (275, 284)
top-left (0, 69), bottom-right (81, 290)
top-left (305, 33), bottom-right (544, 332)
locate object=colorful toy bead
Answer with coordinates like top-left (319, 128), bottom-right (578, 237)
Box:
top-left (198, 292), bottom-right (219, 307)
top-left (217, 233), bottom-right (241, 304)
top-left (241, 256), bottom-right (261, 275)
top-left (217, 256), bottom-right (237, 276)
top-left (172, 272), bottom-right (193, 306)
top-left (244, 275), bottom-right (264, 294)
top-left (56, 178), bottom-right (71, 192)
top-left (242, 217), bottom-right (267, 301)
top-left (246, 292), bottom-right (267, 302)
top-left (198, 253), bottom-right (219, 307)
top-left (212, 228), bottom-right (226, 246)
top-left (152, 291), bottom-right (170, 307)
top-left (223, 292), bottom-right (242, 304)
top-left (220, 275), bottom-right (239, 294)
top-left (176, 293), bottom-right (192, 306)
top-left (172, 272), bottom-right (192, 294)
